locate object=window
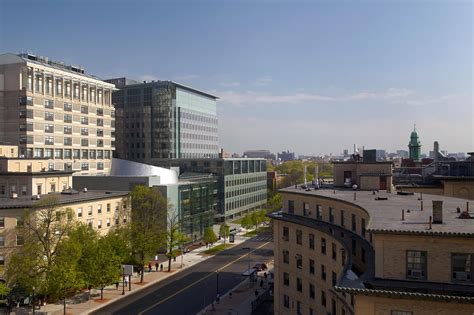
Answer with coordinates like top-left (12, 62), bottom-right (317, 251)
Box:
top-left (77, 208), bottom-right (82, 217)
top-left (106, 218), bottom-right (111, 227)
top-left (309, 233), bottom-right (315, 249)
top-left (296, 301), bottom-right (302, 315)
top-left (283, 295), bottom-right (290, 308)
top-left (97, 205), bottom-right (102, 214)
top-left (81, 139), bottom-right (88, 146)
top-left (0, 256), bottom-right (4, 266)
top-left (97, 139), bottom-right (104, 147)
top-left (321, 237), bottom-right (326, 254)
top-left (44, 136), bottom-right (54, 145)
top-left (361, 218), bottom-right (366, 237)
top-left (81, 105), bottom-right (88, 114)
top-left (81, 116), bottom-right (88, 125)
top-left (0, 236), bottom-right (4, 247)
top-left (64, 137), bottom-right (72, 146)
top-left (64, 102), bottom-right (72, 111)
top-left (97, 220), bottom-right (102, 229)
top-left (107, 203), bottom-right (111, 212)
top-left (296, 277), bottom-right (302, 292)
top-left (321, 264), bottom-right (326, 281)
top-left (45, 111), bottom-right (54, 121)
top-left (309, 259), bottom-right (315, 274)
top-left (321, 291), bottom-right (326, 306)
top-left (97, 108), bottom-right (103, 116)
top-left (0, 218), bottom-right (4, 228)
top-left (50, 183), bottom-right (56, 192)
top-left (44, 124), bottom-right (54, 133)
top-left (283, 250), bottom-right (289, 264)
top-left (288, 200), bottom-right (294, 214)
top-left (407, 250), bottom-right (427, 280)
top-left (282, 226), bottom-right (289, 241)
top-left (316, 205), bottom-right (322, 219)
top-left (296, 254), bottom-right (302, 269)
top-left (17, 235), bottom-right (24, 246)
top-left (97, 129), bottom-right (104, 137)
top-left (303, 202), bottom-right (309, 216)
top-left (64, 114), bottom-right (72, 123)
top-left (283, 272), bottom-right (290, 286)
top-left (88, 206), bottom-right (93, 216)
top-left (329, 207), bottom-right (334, 223)
top-left (44, 99), bottom-right (54, 109)
top-left (19, 96), bottom-right (33, 106)
top-left (391, 312), bottom-right (413, 315)
top-left (452, 254), bottom-right (473, 282)
top-left (332, 271), bottom-right (337, 286)
top-left (296, 229), bottom-right (302, 245)
top-left (81, 128), bottom-right (89, 136)
top-left (309, 284), bottom-right (315, 299)
top-left (81, 163), bottom-right (89, 171)
top-left (97, 118), bottom-right (104, 126)
top-left (332, 243), bottom-right (337, 260)
top-left (54, 149), bottom-right (62, 159)
top-left (352, 214), bottom-right (356, 231)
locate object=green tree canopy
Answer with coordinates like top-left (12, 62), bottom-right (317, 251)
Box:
top-left (240, 214), bottom-right (253, 230)
top-left (203, 227), bottom-right (218, 244)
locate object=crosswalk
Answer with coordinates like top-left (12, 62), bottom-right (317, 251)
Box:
top-left (252, 234), bottom-right (273, 242)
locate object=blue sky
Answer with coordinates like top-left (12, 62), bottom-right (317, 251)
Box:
top-left (1, 0), bottom-right (472, 155)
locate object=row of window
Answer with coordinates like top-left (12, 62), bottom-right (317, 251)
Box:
top-left (288, 200), bottom-right (367, 239)
top-left (225, 174), bottom-right (267, 187)
top-left (181, 111), bottom-right (217, 125)
top-left (33, 148), bottom-right (111, 159)
top-left (180, 122), bottom-right (218, 133)
top-left (24, 68), bottom-right (111, 105)
top-left (181, 133), bottom-right (218, 142)
top-left (181, 143), bottom-right (219, 150)
top-left (225, 192), bottom-right (267, 211)
top-left (282, 291), bottom-right (347, 315)
top-left (226, 184), bottom-right (268, 198)
top-left (19, 98), bottom-right (114, 116)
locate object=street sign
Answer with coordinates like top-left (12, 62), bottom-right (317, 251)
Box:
top-left (122, 264), bottom-right (133, 276)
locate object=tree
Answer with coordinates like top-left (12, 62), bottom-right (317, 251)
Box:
top-left (165, 211), bottom-right (188, 272)
top-left (267, 193), bottom-right (282, 213)
top-left (0, 282), bottom-right (9, 297)
top-left (203, 227), bottom-right (217, 244)
top-left (219, 223), bottom-right (230, 246)
top-left (241, 214), bottom-right (253, 230)
top-left (258, 209), bottom-right (269, 224)
top-left (129, 186), bottom-right (167, 282)
top-left (7, 195), bottom-right (76, 299)
top-left (250, 211), bottom-right (261, 230)
top-left (88, 234), bottom-right (122, 299)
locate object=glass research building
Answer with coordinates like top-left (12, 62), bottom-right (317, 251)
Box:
top-left (105, 78), bottom-right (219, 162)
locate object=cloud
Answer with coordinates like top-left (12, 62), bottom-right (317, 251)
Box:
top-left (218, 87), bottom-right (415, 107)
top-left (219, 81), bottom-right (240, 87)
top-left (254, 75), bottom-right (273, 86)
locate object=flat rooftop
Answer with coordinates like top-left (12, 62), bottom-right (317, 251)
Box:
top-left (0, 190), bottom-right (128, 209)
top-left (280, 187), bottom-right (474, 236)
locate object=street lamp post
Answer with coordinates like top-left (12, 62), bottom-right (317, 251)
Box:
top-left (32, 286), bottom-right (35, 315)
top-left (122, 267), bottom-right (125, 295)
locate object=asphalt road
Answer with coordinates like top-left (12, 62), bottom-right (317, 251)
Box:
top-left (91, 233), bottom-right (273, 315)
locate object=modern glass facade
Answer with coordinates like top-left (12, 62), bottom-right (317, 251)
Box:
top-left (108, 79), bottom-right (219, 162)
top-left (154, 158), bottom-right (268, 221)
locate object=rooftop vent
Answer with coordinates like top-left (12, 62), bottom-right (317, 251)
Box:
top-left (432, 200), bottom-right (443, 224)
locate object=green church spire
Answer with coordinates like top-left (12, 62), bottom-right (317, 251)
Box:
top-left (408, 123), bottom-right (421, 161)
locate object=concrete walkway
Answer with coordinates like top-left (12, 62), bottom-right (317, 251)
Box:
top-left (11, 227), bottom-right (254, 315)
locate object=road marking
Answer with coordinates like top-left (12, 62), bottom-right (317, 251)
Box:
top-left (137, 241), bottom-right (270, 315)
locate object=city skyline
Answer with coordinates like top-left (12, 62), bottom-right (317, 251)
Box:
top-left (1, 0), bottom-right (472, 155)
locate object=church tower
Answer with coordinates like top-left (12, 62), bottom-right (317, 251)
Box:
top-left (408, 124), bottom-right (421, 161)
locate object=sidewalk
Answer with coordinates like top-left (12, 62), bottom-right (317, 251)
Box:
top-left (17, 229), bottom-right (252, 315)
top-left (199, 263), bottom-right (274, 315)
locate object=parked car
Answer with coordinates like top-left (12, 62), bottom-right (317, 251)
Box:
top-left (253, 263), bottom-right (268, 271)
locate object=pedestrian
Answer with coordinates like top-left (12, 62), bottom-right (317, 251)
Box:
top-left (124, 276), bottom-right (129, 287)
top-left (148, 263), bottom-right (152, 272)
top-left (254, 289), bottom-right (259, 298)
top-left (115, 282), bottom-right (119, 289)
top-left (155, 262), bottom-right (159, 271)
top-left (160, 264), bottom-right (163, 271)
top-left (260, 279), bottom-right (264, 288)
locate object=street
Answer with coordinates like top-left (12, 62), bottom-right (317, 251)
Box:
top-left (90, 232), bottom-right (273, 315)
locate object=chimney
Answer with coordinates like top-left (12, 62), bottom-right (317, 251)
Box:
top-left (432, 200), bottom-right (443, 224)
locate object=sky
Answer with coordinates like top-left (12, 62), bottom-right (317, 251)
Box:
top-left (1, 0), bottom-right (472, 156)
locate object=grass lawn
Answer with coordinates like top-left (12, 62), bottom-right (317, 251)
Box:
top-left (243, 226), bottom-right (270, 237)
top-left (202, 243), bottom-right (234, 255)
